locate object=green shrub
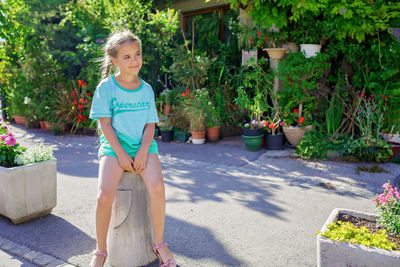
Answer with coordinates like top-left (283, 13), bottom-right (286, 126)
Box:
top-left (319, 221), bottom-right (397, 251)
top-left (296, 130), bottom-right (329, 159)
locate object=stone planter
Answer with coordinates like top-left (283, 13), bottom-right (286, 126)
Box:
top-left (317, 208), bottom-right (400, 267)
top-left (241, 49), bottom-right (257, 66)
top-left (0, 159), bottom-right (57, 224)
top-left (107, 172), bottom-right (156, 266)
top-left (300, 44), bottom-right (322, 58)
top-left (264, 48), bottom-right (287, 61)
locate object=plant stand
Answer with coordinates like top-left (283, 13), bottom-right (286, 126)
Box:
top-left (264, 48), bottom-right (287, 91)
top-left (317, 208), bottom-right (400, 267)
top-left (0, 160), bottom-right (57, 224)
top-left (107, 172), bottom-right (156, 267)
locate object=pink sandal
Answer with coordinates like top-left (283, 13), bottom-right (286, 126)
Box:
top-left (152, 242), bottom-right (177, 267)
top-left (89, 250), bottom-right (107, 267)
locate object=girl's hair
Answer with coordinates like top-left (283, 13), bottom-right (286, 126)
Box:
top-left (99, 30), bottom-right (142, 79)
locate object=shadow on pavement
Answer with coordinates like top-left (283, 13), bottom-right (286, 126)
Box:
top-left (0, 214), bottom-right (96, 263)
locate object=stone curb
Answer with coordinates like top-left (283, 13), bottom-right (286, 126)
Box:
top-left (0, 235), bottom-right (75, 267)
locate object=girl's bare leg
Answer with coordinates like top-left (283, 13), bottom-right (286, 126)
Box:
top-left (90, 156), bottom-right (124, 267)
top-left (140, 153), bottom-right (175, 263)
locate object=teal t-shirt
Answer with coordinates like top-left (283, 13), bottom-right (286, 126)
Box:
top-left (89, 75), bottom-right (159, 151)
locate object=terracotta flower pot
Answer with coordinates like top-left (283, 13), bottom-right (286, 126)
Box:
top-left (39, 121), bottom-right (46, 130)
top-left (191, 131), bottom-right (206, 144)
top-left (207, 126), bottom-right (220, 142)
top-left (44, 121), bottom-right (54, 131)
top-left (13, 115), bottom-right (26, 125)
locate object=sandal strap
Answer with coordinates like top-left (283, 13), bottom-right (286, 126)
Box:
top-left (93, 250), bottom-right (107, 258)
top-left (161, 258), bottom-right (176, 267)
top-left (153, 241), bottom-right (168, 250)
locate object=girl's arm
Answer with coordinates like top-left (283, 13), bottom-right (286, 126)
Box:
top-left (133, 123), bottom-right (155, 173)
top-left (99, 117), bottom-right (135, 172)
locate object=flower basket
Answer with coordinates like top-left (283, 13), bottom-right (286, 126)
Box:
top-left (317, 208), bottom-right (400, 267)
top-left (283, 125), bottom-right (313, 146)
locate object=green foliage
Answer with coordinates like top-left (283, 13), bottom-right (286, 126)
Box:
top-left (325, 85), bottom-right (343, 137)
top-left (296, 130), bottom-right (329, 159)
top-left (331, 135), bottom-right (393, 162)
top-left (319, 221), bottom-right (396, 251)
top-left (277, 52), bottom-right (330, 123)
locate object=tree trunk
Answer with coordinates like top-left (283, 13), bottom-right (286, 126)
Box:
top-left (107, 172), bottom-right (156, 267)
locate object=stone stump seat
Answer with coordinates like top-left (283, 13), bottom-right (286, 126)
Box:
top-left (107, 172), bottom-right (156, 267)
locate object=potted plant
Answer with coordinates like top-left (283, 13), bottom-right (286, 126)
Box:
top-left (0, 119), bottom-right (57, 224)
top-left (317, 182), bottom-right (400, 266)
top-left (277, 52), bottom-right (330, 146)
top-left (157, 115), bottom-right (173, 142)
top-left (264, 114), bottom-right (285, 150)
top-left (229, 20), bottom-right (260, 66)
top-left (205, 96), bottom-right (221, 142)
top-left (177, 89), bottom-right (207, 144)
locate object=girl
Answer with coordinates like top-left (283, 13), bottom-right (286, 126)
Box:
top-left (89, 30), bottom-right (176, 267)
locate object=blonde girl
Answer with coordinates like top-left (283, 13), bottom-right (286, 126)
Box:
top-left (88, 30), bottom-right (176, 267)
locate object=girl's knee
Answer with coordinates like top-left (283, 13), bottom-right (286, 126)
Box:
top-left (148, 181), bottom-right (165, 197)
top-left (97, 190), bottom-right (115, 208)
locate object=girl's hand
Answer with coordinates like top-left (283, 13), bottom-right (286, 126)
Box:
top-left (117, 151), bottom-right (135, 173)
top-left (133, 150), bottom-right (148, 174)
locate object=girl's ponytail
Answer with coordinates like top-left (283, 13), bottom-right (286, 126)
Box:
top-left (100, 55), bottom-right (113, 80)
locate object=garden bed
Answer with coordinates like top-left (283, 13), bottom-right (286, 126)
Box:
top-left (337, 213), bottom-right (400, 250)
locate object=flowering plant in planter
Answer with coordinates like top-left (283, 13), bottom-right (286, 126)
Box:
top-left (178, 89), bottom-right (206, 132)
top-left (0, 119), bottom-right (25, 167)
top-left (373, 182), bottom-right (400, 235)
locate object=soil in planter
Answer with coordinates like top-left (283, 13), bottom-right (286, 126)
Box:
top-left (338, 213), bottom-right (400, 250)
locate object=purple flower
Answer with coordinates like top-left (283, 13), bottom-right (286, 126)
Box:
top-left (96, 38), bottom-right (105, 44)
top-left (340, 8), bottom-right (346, 15)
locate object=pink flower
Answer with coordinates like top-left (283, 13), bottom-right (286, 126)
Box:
top-left (360, 94), bottom-right (365, 97)
top-left (280, 122), bottom-right (285, 126)
top-left (7, 131), bottom-right (13, 136)
top-left (372, 198), bottom-right (378, 204)
top-left (382, 183), bottom-right (390, 190)
top-left (5, 136), bottom-right (16, 146)
top-left (0, 134), bottom-right (6, 141)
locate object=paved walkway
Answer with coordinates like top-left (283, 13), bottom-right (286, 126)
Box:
top-left (1, 124), bottom-right (399, 266)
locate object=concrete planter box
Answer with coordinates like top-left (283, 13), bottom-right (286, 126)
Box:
top-left (0, 159), bottom-right (57, 224)
top-left (317, 208), bottom-right (400, 267)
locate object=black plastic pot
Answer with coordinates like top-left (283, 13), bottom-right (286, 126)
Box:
top-left (173, 129), bottom-right (189, 142)
top-left (160, 130), bottom-right (173, 142)
top-left (242, 128), bottom-right (263, 136)
top-left (265, 133), bottom-right (284, 150)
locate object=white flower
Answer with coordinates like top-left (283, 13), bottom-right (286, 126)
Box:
top-left (45, 106), bottom-right (50, 110)
top-left (24, 97), bottom-right (31, 104)
top-left (14, 145), bottom-right (55, 166)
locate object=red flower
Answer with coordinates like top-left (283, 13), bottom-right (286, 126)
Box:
top-left (190, 95), bottom-right (194, 98)
top-left (293, 109), bottom-right (299, 114)
top-left (299, 117), bottom-right (304, 124)
top-left (84, 99), bottom-right (88, 103)
top-left (181, 92), bottom-right (185, 97)
top-left (79, 98), bottom-right (84, 103)
top-left (78, 80), bottom-right (87, 87)
top-left (249, 36), bottom-right (253, 43)
top-left (71, 91), bottom-right (76, 96)
top-left (185, 89), bottom-right (190, 96)
top-left (78, 105), bottom-right (84, 109)
top-left (86, 92), bottom-right (91, 97)
top-left (257, 30), bottom-right (261, 36)
top-left (73, 101), bottom-right (77, 105)
top-left (78, 118), bottom-right (81, 122)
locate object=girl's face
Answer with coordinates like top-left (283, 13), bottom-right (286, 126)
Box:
top-left (111, 41), bottom-right (142, 77)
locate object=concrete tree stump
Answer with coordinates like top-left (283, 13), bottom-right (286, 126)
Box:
top-left (107, 172), bottom-right (156, 267)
